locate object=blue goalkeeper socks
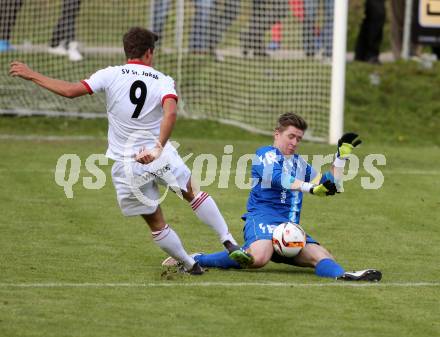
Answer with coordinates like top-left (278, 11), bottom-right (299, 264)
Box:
top-left (194, 251), bottom-right (241, 269)
top-left (315, 258), bottom-right (345, 278)
top-left (195, 253), bottom-right (344, 275)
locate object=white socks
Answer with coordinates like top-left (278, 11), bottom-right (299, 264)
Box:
top-left (190, 191), bottom-right (237, 245)
top-left (150, 191), bottom-right (238, 269)
top-left (152, 224), bottom-right (195, 269)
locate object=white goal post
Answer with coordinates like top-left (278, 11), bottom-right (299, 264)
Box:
top-left (0, 0), bottom-right (347, 144)
top-left (329, 0), bottom-right (347, 144)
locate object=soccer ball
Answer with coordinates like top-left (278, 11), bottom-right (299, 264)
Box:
top-left (272, 222), bottom-right (306, 257)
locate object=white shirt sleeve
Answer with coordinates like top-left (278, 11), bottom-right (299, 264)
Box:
top-left (160, 75), bottom-right (178, 106)
top-left (81, 67), bottom-right (114, 94)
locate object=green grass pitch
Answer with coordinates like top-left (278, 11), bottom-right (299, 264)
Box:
top-left (1, 1), bottom-right (439, 334)
top-left (0, 117), bottom-right (439, 337)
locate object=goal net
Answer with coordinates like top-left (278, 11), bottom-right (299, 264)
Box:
top-left (0, 0), bottom-right (346, 142)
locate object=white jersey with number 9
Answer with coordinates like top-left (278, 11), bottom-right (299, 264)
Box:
top-left (81, 61), bottom-right (178, 161)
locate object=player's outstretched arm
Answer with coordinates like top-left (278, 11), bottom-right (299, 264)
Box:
top-left (290, 178), bottom-right (337, 197)
top-left (328, 133), bottom-right (362, 192)
top-left (9, 61), bottom-right (88, 98)
top-left (337, 132), bottom-right (362, 159)
top-left (262, 152), bottom-right (337, 197)
top-left (331, 132), bottom-right (362, 174)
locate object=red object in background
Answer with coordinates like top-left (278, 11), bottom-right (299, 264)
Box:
top-left (271, 22), bottom-right (282, 42)
top-left (270, 0), bottom-right (305, 43)
top-left (289, 0), bottom-right (304, 21)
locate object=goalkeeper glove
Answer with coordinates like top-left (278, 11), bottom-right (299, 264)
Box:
top-left (310, 180), bottom-right (337, 196)
top-left (337, 132), bottom-right (362, 159)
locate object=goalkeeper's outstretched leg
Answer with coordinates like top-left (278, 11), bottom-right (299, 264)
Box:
top-left (270, 243), bottom-right (382, 281)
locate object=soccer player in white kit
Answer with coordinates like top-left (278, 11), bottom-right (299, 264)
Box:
top-left (9, 27), bottom-right (253, 274)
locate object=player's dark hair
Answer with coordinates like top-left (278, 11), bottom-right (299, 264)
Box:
top-left (123, 27), bottom-right (158, 59)
top-left (276, 113), bottom-right (308, 132)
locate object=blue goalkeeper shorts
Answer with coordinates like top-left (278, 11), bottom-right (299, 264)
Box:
top-left (242, 213), bottom-right (319, 250)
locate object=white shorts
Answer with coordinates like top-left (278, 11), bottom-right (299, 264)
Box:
top-left (111, 142), bottom-right (191, 216)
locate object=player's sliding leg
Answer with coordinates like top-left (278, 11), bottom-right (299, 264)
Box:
top-left (292, 244), bottom-right (382, 281)
top-left (194, 251), bottom-right (241, 269)
top-left (337, 269), bottom-right (382, 281)
top-left (290, 243), bottom-right (345, 278)
top-left (181, 178), bottom-right (254, 267)
top-left (245, 239), bottom-right (273, 268)
top-left (270, 229), bottom-right (345, 278)
top-left (162, 251), bottom-right (241, 269)
top-left (194, 239), bottom-right (272, 269)
top-left (271, 243), bottom-right (381, 281)
top-left (271, 243), bottom-right (345, 278)
top-left (141, 207), bottom-right (204, 275)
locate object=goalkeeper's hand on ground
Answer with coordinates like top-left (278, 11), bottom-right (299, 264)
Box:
top-left (310, 180), bottom-right (337, 196)
top-left (337, 132), bottom-right (362, 159)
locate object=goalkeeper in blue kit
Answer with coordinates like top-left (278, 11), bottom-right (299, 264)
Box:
top-left (163, 113), bottom-right (382, 281)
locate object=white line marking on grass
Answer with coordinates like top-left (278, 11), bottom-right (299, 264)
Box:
top-left (0, 282), bottom-right (438, 288)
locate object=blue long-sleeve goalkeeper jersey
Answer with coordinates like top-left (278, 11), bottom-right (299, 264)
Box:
top-left (243, 145), bottom-right (318, 224)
